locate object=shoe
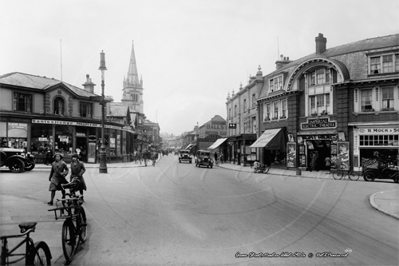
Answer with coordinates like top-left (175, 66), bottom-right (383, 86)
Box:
top-left (47, 201), bottom-right (53, 206)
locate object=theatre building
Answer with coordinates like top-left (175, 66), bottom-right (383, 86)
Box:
top-left (254, 33), bottom-right (399, 172)
top-left (0, 72), bottom-right (136, 163)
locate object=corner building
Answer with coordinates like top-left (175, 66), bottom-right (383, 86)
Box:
top-left (255, 33), bottom-right (399, 172)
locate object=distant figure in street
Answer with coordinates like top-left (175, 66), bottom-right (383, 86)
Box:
top-left (214, 152), bottom-right (218, 164)
top-left (309, 152), bottom-right (318, 172)
top-left (48, 153), bottom-right (68, 205)
top-left (219, 153), bottom-right (224, 164)
top-left (70, 153), bottom-right (87, 200)
top-left (324, 156), bottom-right (331, 174)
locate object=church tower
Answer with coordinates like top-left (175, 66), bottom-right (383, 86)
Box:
top-left (122, 41), bottom-right (144, 113)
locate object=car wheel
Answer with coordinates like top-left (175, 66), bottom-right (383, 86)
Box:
top-left (9, 159), bottom-right (25, 173)
top-left (363, 171), bottom-right (376, 182)
top-left (392, 172), bottom-right (399, 183)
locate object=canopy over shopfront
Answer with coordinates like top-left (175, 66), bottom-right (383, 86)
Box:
top-left (208, 138), bottom-right (227, 150)
top-left (250, 128), bottom-right (286, 150)
top-left (186, 143), bottom-right (196, 150)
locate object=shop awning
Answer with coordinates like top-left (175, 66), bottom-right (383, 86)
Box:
top-left (250, 128), bottom-right (286, 150)
top-left (186, 143), bottom-right (196, 150)
top-left (207, 138), bottom-right (228, 150)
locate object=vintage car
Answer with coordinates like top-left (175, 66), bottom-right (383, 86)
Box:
top-left (363, 159), bottom-right (399, 183)
top-left (195, 150), bottom-right (213, 168)
top-left (0, 148), bottom-right (35, 173)
top-left (179, 149), bottom-right (192, 163)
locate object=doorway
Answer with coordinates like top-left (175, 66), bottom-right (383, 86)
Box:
top-left (306, 140), bottom-right (331, 171)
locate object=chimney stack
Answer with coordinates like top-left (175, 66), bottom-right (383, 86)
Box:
top-left (315, 33), bottom-right (327, 55)
top-left (82, 74), bottom-right (96, 93)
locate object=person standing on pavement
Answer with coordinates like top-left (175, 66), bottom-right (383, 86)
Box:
top-left (48, 153), bottom-right (69, 205)
top-left (324, 156), bottom-right (331, 174)
top-left (214, 152), bottom-right (218, 165)
top-left (70, 153), bottom-right (87, 200)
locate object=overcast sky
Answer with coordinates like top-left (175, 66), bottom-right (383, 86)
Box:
top-left (1, 0), bottom-right (398, 135)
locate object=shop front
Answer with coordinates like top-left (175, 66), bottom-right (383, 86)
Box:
top-left (250, 128), bottom-right (286, 168)
top-left (352, 125), bottom-right (399, 171)
top-left (4, 118), bottom-right (137, 164)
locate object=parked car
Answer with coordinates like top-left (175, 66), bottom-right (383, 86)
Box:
top-left (195, 150), bottom-right (213, 168)
top-left (179, 149), bottom-right (192, 163)
top-left (363, 160), bottom-right (399, 183)
top-left (0, 148), bottom-right (36, 173)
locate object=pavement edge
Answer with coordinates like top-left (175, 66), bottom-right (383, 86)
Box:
top-left (369, 190), bottom-right (399, 220)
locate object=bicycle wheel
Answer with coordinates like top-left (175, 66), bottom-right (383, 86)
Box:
top-left (332, 170), bottom-right (344, 180)
top-left (62, 219), bottom-right (76, 263)
top-left (78, 207), bottom-right (87, 243)
top-left (349, 171), bottom-right (360, 181)
top-left (31, 241), bottom-right (52, 265)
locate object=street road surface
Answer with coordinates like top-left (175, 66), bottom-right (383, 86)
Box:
top-left (0, 155), bottom-right (398, 266)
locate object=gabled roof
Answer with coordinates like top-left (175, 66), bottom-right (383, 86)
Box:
top-left (0, 72), bottom-right (99, 98)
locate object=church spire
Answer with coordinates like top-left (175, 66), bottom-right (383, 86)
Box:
top-left (126, 41), bottom-right (140, 86)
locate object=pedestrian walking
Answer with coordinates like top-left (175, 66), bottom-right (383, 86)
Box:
top-left (324, 156), bottom-right (331, 174)
top-left (48, 153), bottom-right (69, 205)
top-left (214, 152), bottom-right (218, 165)
top-left (70, 153), bottom-right (87, 200)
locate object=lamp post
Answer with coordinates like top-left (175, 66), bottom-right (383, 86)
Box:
top-left (99, 50), bottom-right (108, 173)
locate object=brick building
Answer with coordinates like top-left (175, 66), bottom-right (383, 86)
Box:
top-left (253, 33), bottom-right (398, 172)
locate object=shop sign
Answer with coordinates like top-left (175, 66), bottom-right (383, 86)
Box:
top-left (39, 137), bottom-right (48, 141)
top-left (88, 135), bottom-right (97, 142)
top-left (301, 118), bottom-right (336, 130)
top-left (76, 132), bottom-right (86, 137)
top-left (32, 119), bottom-right (122, 130)
top-left (8, 123), bottom-right (27, 130)
top-left (358, 128), bottom-right (399, 134)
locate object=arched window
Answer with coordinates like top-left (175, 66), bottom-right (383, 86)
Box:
top-left (54, 97), bottom-right (65, 115)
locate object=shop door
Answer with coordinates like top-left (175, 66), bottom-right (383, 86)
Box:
top-left (306, 140), bottom-right (331, 171)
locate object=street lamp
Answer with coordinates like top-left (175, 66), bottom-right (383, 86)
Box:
top-left (99, 50), bottom-right (108, 173)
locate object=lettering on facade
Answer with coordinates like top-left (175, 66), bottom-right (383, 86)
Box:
top-left (301, 118), bottom-right (337, 130)
top-left (32, 119), bottom-right (134, 133)
top-left (358, 128), bottom-right (399, 134)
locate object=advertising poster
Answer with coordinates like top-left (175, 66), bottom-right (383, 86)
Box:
top-left (286, 142), bottom-right (296, 168)
top-left (336, 142), bottom-right (350, 170)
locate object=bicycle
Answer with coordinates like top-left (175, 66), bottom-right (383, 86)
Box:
top-left (253, 164), bottom-right (270, 174)
top-left (332, 168), bottom-right (360, 181)
top-left (0, 222), bottom-right (52, 265)
top-left (48, 180), bottom-right (87, 264)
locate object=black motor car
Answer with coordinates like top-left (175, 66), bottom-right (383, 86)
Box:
top-left (0, 148), bottom-right (35, 173)
top-left (179, 150), bottom-right (192, 163)
top-left (195, 150), bottom-right (213, 168)
top-left (363, 160), bottom-right (399, 183)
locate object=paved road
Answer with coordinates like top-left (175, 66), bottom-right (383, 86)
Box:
top-left (1, 155), bottom-right (398, 266)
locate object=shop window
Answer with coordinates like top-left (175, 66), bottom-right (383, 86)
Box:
top-left (80, 102), bottom-right (92, 118)
top-left (55, 125), bottom-right (73, 155)
top-left (54, 97), bottom-right (65, 115)
top-left (382, 87), bottom-right (394, 110)
top-left (0, 122), bottom-right (7, 147)
top-left (13, 93), bottom-right (32, 112)
top-left (7, 123), bottom-right (28, 149)
top-left (31, 124), bottom-right (53, 154)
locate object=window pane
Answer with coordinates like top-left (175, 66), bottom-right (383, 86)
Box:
top-left (396, 54), bottom-right (399, 72)
top-left (370, 57), bottom-right (381, 74)
top-left (361, 90), bottom-right (372, 111)
top-left (382, 55), bottom-right (393, 73)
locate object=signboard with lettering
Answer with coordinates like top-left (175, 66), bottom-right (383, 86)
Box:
top-left (358, 128), bottom-right (399, 134)
top-left (301, 118), bottom-right (337, 130)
